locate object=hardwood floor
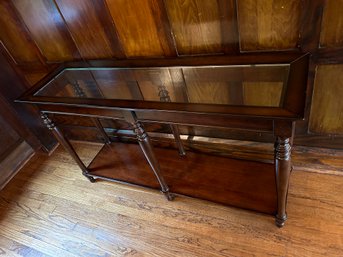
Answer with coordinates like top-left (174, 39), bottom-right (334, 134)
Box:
top-left (0, 142), bottom-right (342, 257)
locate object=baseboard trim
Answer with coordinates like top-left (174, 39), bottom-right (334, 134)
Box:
top-left (0, 140), bottom-right (35, 191)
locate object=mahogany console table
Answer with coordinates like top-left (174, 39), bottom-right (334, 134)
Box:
top-left (17, 53), bottom-right (309, 227)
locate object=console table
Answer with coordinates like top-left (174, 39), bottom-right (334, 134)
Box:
top-left (17, 53), bottom-right (309, 227)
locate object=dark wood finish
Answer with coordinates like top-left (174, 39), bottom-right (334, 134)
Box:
top-left (56, 116), bottom-right (277, 144)
top-left (0, 140), bottom-right (34, 190)
top-left (23, 100), bottom-right (279, 131)
top-left (273, 120), bottom-right (295, 227)
top-left (1, 141), bottom-right (342, 256)
top-left (0, 0), bottom-right (342, 148)
top-left (12, 0), bottom-right (80, 61)
top-left (18, 54), bottom-right (309, 122)
top-left (314, 47), bottom-right (343, 64)
top-left (0, 1), bottom-right (46, 66)
top-left (136, 110), bottom-right (276, 129)
top-left (2, 0), bottom-right (340, 223)
top-left (274, 137), bottom-right (292, 227)
top-left (284, 54), bottom-right (310, 116)
top-left (0, 94), bottom-right (41, 151)
top-left (218, 0), bottom-right (240, 54)
top-left (0, 46), bottom-right (56, 151)
top-left (299, 0), bottom-right (325, 52)
top-left (123, 111), bottom-right (173, 200)
top-left (295, 134), bottom-right (343, 149)
top-left (49, 113), bottom-right (276, 142)
top-left (0, 114), bottom-right (21, 161)
top-left (56, 121), bottom-right (343, 150)
top-left (86, 51), bottom-right (304, 68)
top-left (58, 125), bottom-right (343, 174)
top-left (40, 112), bottom-right (93, 182)
top-left (88, 142), bottom-right (277, 214)
top-left (55, 0), bottom-right (124, 59)
top-left (16, 54), bottom-right (308, 226)
top-left (293, 60), bottom-right (317, 135)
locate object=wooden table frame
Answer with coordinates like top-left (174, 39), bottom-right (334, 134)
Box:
top-left (17, 52), bottom-right (309, 227)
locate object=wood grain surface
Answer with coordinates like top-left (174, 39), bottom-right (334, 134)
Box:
top-left (12, 0), bottom-right (79, 61)
top-left (165, 0), bottom-right (223, 55)
top-left (88, 142), bottom-right (277, 214)
top-left (0, 141), bottom-right (342, 256)
top-left (0, 1), bottom-right (44, 65)
top-left (320, 0), bottom-right (343, 47)
top-left (217, 0), bottom-right (240, 53)
top-left (106, 0), bottom-right (167, 57)
top-left (309, 64), bottom-right (343, 134)
top-left (55, 0), bottom-right (122, 59)
top-left (0, 0), bottom-right (342, 150)
top-left (237, 0), bottom-right (301, 51)
top-left (0, 46), bottom-right (57, 152)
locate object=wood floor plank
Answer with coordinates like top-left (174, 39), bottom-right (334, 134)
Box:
top-left (0, 142), bottom-right (342, 256)
top-left (0, 223), bottom-right (76, 257)
top-left (0, 187), bottom-right (280, 257)
top-left (0, 234), bottom-right (51, 257)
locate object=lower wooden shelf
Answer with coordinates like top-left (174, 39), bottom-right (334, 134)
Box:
top-left (88, 142), bottom-right (277, 215)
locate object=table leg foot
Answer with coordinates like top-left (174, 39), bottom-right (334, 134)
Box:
top-left (275, 214), bottom-right (287, 228)
top-left (83, 172), bottom-right (96, 183)
top-left (162, 190), bottom-right (175, 201)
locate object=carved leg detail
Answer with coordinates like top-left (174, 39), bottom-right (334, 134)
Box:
top-left (133, 121), bottom-right (174, 201)
top-left (274, 137), bottom-right (291, 227)
top-left (41, 112), bottom-right (96, 183)
top-left (170, 124), bottom-right (186, 156)
top-left (92, 118), bottom-right (111, 144)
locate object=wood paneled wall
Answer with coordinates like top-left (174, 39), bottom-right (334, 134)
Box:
top-left (0, 114), bottom-right (21, 161)
top-left (0, 0), bottom-right (342, 148)
top-left (0, 46), bottom-right (56, 152)
top-left (237, 0), bottom-right (302, 51)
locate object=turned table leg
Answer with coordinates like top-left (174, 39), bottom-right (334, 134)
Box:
top-left (274, 137), bottom-right (292, 227)
top-left (133, 121), bottom-right (174, 201)
top-left (41, 112), bottom-right (96, 183)
top-left (124, 111), bottom-right (173, 200)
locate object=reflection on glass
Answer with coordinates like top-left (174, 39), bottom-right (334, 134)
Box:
top-left (35, 64), bottom-right (290, 107)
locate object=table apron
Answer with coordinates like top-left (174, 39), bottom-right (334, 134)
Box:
top-left (38, 104), bottom-right (274, 133)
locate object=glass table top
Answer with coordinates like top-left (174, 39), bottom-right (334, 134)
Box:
top-left (35, 64), bottom-right (290, 107)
